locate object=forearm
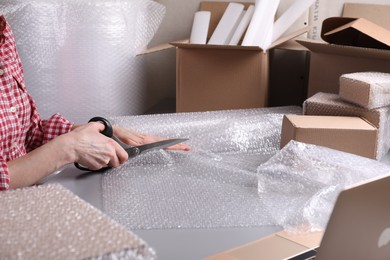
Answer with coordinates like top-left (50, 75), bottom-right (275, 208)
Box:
top-left (7, 135), bottom-right (74, 189)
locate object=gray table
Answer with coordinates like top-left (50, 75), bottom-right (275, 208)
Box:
top-left (44, 165), bottom-right (281, 260)
top-left (43, 147), bottom-right (390, 260)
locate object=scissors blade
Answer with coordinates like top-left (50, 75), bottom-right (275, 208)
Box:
top-left (124, 138), bottom-right (188, 157)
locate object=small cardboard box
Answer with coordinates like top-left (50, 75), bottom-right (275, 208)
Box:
top-left (280, 114), bottom-right (378, 159)
top-left (339, 72), bottom-right (390, 110)
top-left (298, 4), bottom-right (390, 97)
top-left (205, 230), bottom-right (323, 260)
top-left (172, 2), bottom-right (307, 112)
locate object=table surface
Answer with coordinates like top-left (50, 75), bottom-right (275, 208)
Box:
top-left (44, 153), bottom-right (390, 260)
top-left (43, 165), bottom-right (282, 260)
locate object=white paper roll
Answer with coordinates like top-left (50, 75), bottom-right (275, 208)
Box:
top-left (272, 0), bottom-right (316, 42)
top-left (190, 11), bottom-right (211, 44)
top-left (242, 0), bottom-right (280, 50)
top-left (228, 5), bottom-right (255, 46)
top-left (208, 2), bottom-right (244, 45)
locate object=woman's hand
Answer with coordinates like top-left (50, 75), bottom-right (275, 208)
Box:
top-left (68, 122), bottom-right (128, 170)
top-left (112, 125), bottom-right (191, 151)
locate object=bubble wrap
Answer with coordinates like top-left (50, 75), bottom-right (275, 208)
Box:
top-left (0, 0), bottom-right (165, 123)
top-left (102, 106), bottom-right (302, 229)
top-left (339, 72), bottom-right (390, 109)
top-left (303, 92), bottom-right (390, 160)
top-left (0, 184), bottom-right (155, 260)
top-left (257, 140), bottom-right (390, 233)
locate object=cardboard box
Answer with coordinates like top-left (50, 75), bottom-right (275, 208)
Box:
top-left (298, 3), bottom-right (390, 97)
top-left (339, 72), bottom-right (390, 109)
top-left (303, 92), bottom-right (390, 160)
top-left (172, 2), bottom-right (308, 112)
top-left (280, 114), bottom-right (378, 159)
top-left (205, 230), bottom-right (323, 260)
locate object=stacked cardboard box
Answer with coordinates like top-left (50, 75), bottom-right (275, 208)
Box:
top-left (301, 72), bottom-right (390, 160)
top-left (280, 3), bottom-right (390, 160)
top-left (282, 72), bottom-right (390, 160)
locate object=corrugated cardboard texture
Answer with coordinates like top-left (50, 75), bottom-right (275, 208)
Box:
top-left (280, 114), bottom-right (378, 159)
top-left (176, 46), bottom-right (267, 112)
top-left (303, 92), bottom-right (390, 159)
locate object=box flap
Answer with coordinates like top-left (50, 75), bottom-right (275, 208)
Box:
top-left (297, 39), bottom-right (390, 61)
top-left (270, 26), bottom-right (310, 49)
top-left (137, 42), bottom-right (174, 55)
top-left (171, 40), bottom-right (262, 51)
top-left (343, 3), bottom-right (390, 31)
top-left (321, 17), bottom-right (390, 50)
top-left (138, 39), bottom-right (190, 55)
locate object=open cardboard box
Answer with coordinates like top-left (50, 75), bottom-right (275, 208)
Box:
top-left (280, 115), bottom-right (378, 159)
top-left (298, 3), bottom-right (390, 97)
top-left (143, 1), bottom-right (308, 113)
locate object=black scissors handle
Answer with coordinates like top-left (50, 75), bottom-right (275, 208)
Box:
top-left (74, 116), bottom-right (188, 171)
top-left (74, 117), bottom-right (153, 171)
top-left (89, 116), bottom-right (113, 137)
top-left (74, 116), bottom-right (116, 171)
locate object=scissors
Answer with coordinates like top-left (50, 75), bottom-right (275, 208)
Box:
top-left (74, 116), bottom-right (188, 171)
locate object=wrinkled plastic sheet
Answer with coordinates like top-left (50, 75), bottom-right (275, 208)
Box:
top-left (101, 106), bottom-right (390, 231)
top-left (257, 140), bottom-right (390, 233)
top-left (0, 0), bottom-right (165, 123)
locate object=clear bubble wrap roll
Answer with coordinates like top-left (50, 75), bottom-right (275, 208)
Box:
top-left (102, 106), bottom-right (302, 230)
top-left (257, 140), bottom-right (390, 233)
top-left (100, 106), bottom-right (390, 232)
top-left (0, 0), bottom-right (165, 123)
top-left (0, 184), bottom-right (156, 260)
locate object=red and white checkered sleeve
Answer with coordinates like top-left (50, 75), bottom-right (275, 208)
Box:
top-left (0, 155), bottom-right (10, 190)
top-left (27, 113), bottom-right (73, 152)
top-left (40, 113), bottom-right (73, 142)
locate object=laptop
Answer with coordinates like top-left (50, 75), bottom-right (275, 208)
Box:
top-left (206, 174), bottom-right (390, 260)
top-left (313, 174), bottom-right (390, 260)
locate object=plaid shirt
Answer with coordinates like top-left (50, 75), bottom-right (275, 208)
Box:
top-left (0, 16), bottom-right (73, 190)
